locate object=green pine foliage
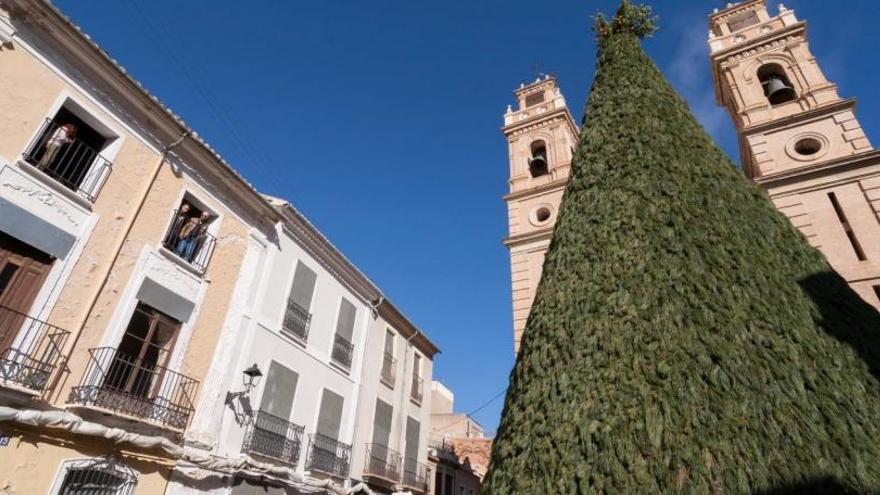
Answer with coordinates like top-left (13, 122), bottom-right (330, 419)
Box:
top-left (482, 2), bottom-right (880, 493)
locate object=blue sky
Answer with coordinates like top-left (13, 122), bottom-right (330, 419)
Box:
top-left (53, 0), bottom-right (880, 435)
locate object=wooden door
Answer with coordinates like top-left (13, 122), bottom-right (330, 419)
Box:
top-left (0, 232), bottom-right (53, 352)
top-left (104, 303), bottom-right (180, 399)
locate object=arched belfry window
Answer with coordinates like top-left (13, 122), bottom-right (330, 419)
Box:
top-left (528, 140), bottom-right (549, 178)
top-left (758, 63), bottom-right (797, 105)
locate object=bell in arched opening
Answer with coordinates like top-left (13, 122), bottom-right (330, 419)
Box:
top-left (758, 64), bottom-right (797, 105)
top-left (528, 140), bottom-right (549, 178)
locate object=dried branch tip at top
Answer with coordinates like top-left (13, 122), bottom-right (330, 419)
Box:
top-left (594, 0), bottom-right (658, 39)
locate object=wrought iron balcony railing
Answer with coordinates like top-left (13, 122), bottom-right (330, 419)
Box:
top-left (330, 334), bottom-right (353, 370)
top-left (161, 209), bottom-right (217, 273)
top-left (242, 409), bottom-right (305, 467)
top-left (306, 433), bottom-right (351, 478)
top-left (363, 443), bottom-right (402, 483)
top-left (410, 375), bottom-right (423, 403)
top-left (68, 347), bottom-right (199, 430)
top-left (402, 459), bottom-right (429, 492)
top-left (22, 118), bottom-right (113, 202)
top-left (281, 301), bottom-right (311, 344)
top-left (0, 304), bottom-right (70, 392)
top-left (380, 352), bottom-right (396, 388)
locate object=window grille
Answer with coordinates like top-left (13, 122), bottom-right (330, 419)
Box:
top-left (54, 457), bottom-right (137, 495)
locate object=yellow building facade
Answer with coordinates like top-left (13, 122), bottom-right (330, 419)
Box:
top-left (0, 1), bottom-right (280, 493)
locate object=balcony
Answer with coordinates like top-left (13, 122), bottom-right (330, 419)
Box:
top-left (410, 375), bottom-right (423, 404)
top-left (281, 301), bottom-right (311, 344)
top-left (402, 460), bottom-right (429, 493)
top-left (363, 443), bottom-right (402, 485)
top-left (380, 352), bottom-right (396, 388)
top-left (22, 118), bottom-right (113, 203)
top-left (241, 410), bottom-right (305, 467)
top-left (67, 347), bottom-right (198, 431)
top-left (305, 433), bottom-right (351, 478)
top-left (330, 334), bottom-right (353, 370)
top-left (162, 209), bottom-right (217, 273)
top-left (0, 304), bottom-right (70, 393)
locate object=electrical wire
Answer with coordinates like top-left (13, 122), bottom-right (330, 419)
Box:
top-left (434, 388), bottom-right (507, 433)
top-left (122, 0), bottom-right (279, 189)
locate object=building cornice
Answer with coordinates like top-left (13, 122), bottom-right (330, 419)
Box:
top-left (755, 149), bottom-right (880, 190)
top-left (742, 99), bottom-right (857, 135)
top-left (272, 199), bottom-right (381, 305)
top-left (503, 228), bottom-right (553, 248)
top-left (1, 0), bottom-right (282, 232)
top-left (503, 179), bottom-right (567, 202)
top-left (502, 107), bottom-right (579, 140)
top-left (710, 0), bottom-right (765, 23)
top-left (712, 22), bottom-right (805, 65)
top-left (377, 299), bottom-right (440, 358)
top-left (269, 199), bottom-right (440, 358)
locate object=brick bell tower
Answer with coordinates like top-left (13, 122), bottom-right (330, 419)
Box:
top-left (710, 1), bottom-right (880, 308)
top-left (502, 75), bottom-right (579, 353)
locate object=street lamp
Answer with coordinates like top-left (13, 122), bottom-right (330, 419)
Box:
top-left (242, 363), bottom-right (263, 393)
top-left (226, 363), bottom-right (263, 424)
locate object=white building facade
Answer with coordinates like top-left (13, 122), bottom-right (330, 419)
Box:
top-left (170, 198), bottom-right (439, 495)
top-left (349, 298), bottom-right (438, 495)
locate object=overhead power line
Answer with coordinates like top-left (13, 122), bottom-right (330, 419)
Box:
top-left (435, 388), bottom-right (507, 433)
top-left (123, 0), bottom-right (278, 189)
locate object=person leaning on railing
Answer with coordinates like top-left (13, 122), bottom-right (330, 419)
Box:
top-left (38, 123), bottom-right (77, 170)
top-left (169, 203), bottom-right (192, 240)
top-left (175, 211), bottom-right (212, 262)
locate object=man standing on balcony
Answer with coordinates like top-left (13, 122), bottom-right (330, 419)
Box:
top-left (176, 211), bottom-right (211, 262)
top-left (37, 122), bottom-right (77, 170)
top-left (168, 202), bottom-right (192, 241)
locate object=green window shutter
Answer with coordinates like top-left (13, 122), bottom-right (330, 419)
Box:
top-left (258, 361), bottom-right (299, 420)
top-left (316, 389), bottom-right (344, 440)
top-left (371, 399), bottom-right (393, 447)
top-left (289, 262), bottom-right (317, 310)
top-left (335, 298), bottom-right (357, 341)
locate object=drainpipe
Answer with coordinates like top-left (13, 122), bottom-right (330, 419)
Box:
top-left (49, 131), bottom-right (190, 401)
top-left (368, 296), bottom-right (383, 319)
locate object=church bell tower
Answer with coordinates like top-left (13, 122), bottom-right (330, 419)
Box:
top-left (710, 1), bottom-right (880, 307)
top-left (502, 75), bottom-right (579, 353)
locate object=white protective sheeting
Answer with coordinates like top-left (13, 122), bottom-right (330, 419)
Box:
top-left (0, 406), bottom-right (414, 495)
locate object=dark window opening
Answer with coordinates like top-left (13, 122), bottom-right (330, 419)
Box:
top-left (23, 106), bottom-right (114, 200)
top-left (524, 92), bottom-right (545, 107)
top-left (829, 192), bottom-right (867, 261)
top-left (535, 207), bottom-right (552, 223)
top-left (794, 138), bottom-right (822, 156)
top-left (162, 197), bottom-right (217, 272)
top-left (528, 140), bottom-right (549, 178)
top-left (758, 64), bottom-right (797, 105)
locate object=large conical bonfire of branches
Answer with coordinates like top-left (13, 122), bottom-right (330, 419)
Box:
top-left (482, 2), bottom-right (880, 493)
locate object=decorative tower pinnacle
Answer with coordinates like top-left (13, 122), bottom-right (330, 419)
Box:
top-left (501, 75), bottom-right (578, 353)
top-left (710, 0), bottom-right (880, 308)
